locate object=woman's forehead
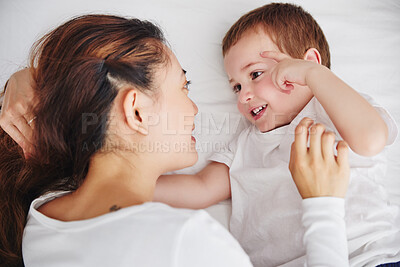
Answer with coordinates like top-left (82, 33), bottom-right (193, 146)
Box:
top-left (153, 51), bottom-right (185, 92)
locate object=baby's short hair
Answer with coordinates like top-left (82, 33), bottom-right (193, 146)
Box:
top-left (222, 3), bottom-right (331, 69)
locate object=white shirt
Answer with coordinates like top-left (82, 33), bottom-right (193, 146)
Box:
top-left (23, 192), bottom-right (348, 267)
top-left (22, 192), bottom-right (252, 267)
top-left (210, 95), bottom-right (400, 267)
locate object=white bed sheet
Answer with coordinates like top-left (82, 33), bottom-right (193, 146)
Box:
top-left (1, 0), bottom-right (399, 228)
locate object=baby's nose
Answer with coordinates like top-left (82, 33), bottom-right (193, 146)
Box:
top-left (239, 86), bottom-right (254, 103)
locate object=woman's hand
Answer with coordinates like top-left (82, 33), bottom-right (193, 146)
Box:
top-left (0, 68), bottom-right (36, 156)
top-left (289, 117), bottom-right (350, 199)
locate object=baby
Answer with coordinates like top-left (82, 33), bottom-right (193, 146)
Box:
top-left (155, 3), bottom-right (400, 267)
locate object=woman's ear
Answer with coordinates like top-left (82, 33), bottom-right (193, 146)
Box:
top-left (303, 48), bottom-right (321, 65)
top-left (123, 89), bottom-right (148, 136)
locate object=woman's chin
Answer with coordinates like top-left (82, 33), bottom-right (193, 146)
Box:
top-left (182, 151), bottom-right (199, 168)
top-left (164, 151), bottom-right (198, 173)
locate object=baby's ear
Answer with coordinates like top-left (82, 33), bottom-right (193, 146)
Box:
top-left (303, 48), bottom-right (321, 65)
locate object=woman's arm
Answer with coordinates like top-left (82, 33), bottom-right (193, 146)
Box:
top-left (289, 117), bottom-right (350, 267)
top-left (301, 197), bottom-right (348, 267)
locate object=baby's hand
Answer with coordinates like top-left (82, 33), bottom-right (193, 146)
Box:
top-left (260, 51), bottom-right (320, 94)
top-left (289, 117), bottom-right (350, 199)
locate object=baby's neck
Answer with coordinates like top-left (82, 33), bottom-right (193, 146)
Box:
top-left (259, 121), bottom-right (291, 133)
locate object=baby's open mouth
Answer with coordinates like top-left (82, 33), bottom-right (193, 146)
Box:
top-left (251, 104), bottom-right (267, 117)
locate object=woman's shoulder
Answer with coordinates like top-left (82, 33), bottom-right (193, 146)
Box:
top-left (27, 192), bottom-right (210, 232)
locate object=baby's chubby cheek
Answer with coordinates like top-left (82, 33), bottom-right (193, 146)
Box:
top-left (237, 102), bottom-right (251, 120)
top-left (254, 77), bottom-right (280, 98)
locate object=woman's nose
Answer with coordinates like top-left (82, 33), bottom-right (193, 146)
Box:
top-left (191, 99), bottom-right (198, 115)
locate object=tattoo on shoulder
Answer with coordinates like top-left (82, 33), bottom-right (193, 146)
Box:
top-left (109, 205), bottom-right (121, 212)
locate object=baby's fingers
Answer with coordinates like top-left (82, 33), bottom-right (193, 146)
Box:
top-left (260, 51), bottom-right (290, 62)
top-left (336, 141), bottom-right (349, 166)
top-left (268, 63), bottom-right (295, 94)
top-left (269, 68), bottom-right (294, 94)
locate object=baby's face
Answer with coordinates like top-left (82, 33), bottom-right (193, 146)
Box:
top-left (223, 29), bottom-right (312, 132)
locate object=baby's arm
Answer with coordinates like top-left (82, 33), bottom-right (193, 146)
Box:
top-left (262, 51), bottom-right (388, 157)
top-left (290, 117), bottom-right (350, 267)
top-left (154, 162), bottom-right (231, 209)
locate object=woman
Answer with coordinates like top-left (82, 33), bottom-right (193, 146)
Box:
top-left (0, 15), bottom-right (349, 267)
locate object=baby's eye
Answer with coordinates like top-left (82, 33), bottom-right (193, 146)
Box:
top-left (251, 71), bottom-right (263, 80)
top-left (184, 80), bottom-right (191, 90)
top-left (233, 84), bottom-right (241, 94)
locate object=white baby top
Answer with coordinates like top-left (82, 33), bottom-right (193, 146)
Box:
top-left (22, 192), bottom-right (349, 267)
top-left (210, 95), bottom-right (400, 267)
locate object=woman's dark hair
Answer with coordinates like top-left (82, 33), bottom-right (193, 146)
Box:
top-left (0, 14), bottom-right (169, 266)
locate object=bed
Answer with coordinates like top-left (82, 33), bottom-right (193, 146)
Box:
top-left (1, 0), bottom-right (399, 229)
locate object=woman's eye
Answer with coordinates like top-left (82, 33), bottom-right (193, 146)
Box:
top-left (233, 84), bottom-right (241, 94)
top-left (184, 80), bottom-right (191, 90)
top-left (251, 71), bottom-right (263, 80)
